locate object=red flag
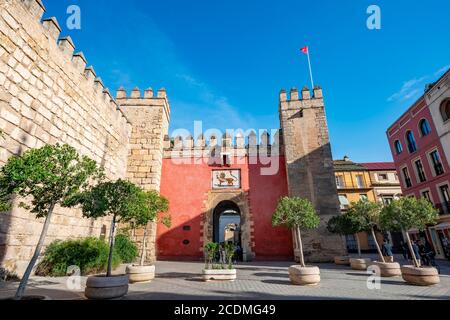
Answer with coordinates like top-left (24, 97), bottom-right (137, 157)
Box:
top-left (300, 46), bottom-right (308, 55)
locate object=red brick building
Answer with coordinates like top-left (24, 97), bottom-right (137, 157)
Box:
top-left (387, 72), bottom-right (450, 260)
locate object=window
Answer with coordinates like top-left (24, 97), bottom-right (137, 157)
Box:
top-left (414, 159), bottom-right (427, 182)
top-left (335, 175), bottom-right (344, 188)
top-left (338, 195), bottom-right (350, 210)
top-left (422, 190), bottom-right (432, 203)
top-left (356, 175), bottom-right (365, 188)
top-left (430, 150), bottom-right (444, 176)
top-left (440, 99), bottom-right (450, 122)
top-left (406, 131), bottom-right (417, 153)
top-left (382, 196), bottom-right (394, 205)
top-left (419, 119), bottom-right (431, 136)
top-left (402, 167), bottom-right (412, 188)
top-left (221, 154), bottom-right (231, 166)
top-left (394, 140), bottom-right (403, 155)
top-left (345, 234), bottom-right (357, 251)
top-left (439, 185), bottom-right (450, 213)
top-left (360, 194), bottom-right (368, 201)
top-left (378, 174), bottom-right (388, 181)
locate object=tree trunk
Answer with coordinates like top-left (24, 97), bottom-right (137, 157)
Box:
top-left (140, 226), bottom-right (148, 266)
top-left (404, 230), bottom-right (420, 268)
top-left (371, 227), bottom-right (385, 263)
top-left (296, 227), bottom-right (306, 268)
top-left (15, 203), bottom-right (55, 300)
top-left (355, 234), bottom-right (362, 258)
top-left (107, 214), bottom-right (117, 277)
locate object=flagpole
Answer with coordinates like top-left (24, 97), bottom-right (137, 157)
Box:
top-left (306, 49), bottom-right (315, 90)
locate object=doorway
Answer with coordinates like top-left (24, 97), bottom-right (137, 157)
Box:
top-left (213, 200), bottom-right (241, 245)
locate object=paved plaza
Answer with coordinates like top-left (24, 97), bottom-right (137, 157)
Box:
top-left (1, 255), bottom-right (450, 300)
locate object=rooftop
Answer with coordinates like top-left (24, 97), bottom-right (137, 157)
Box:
top-left (360, 162), bottom-right (396, 171)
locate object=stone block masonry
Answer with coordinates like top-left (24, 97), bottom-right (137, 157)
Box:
top-left (0, 0), bottom-right (168, 275)
top-left (117, 87), bottom-right (171, 262)
top-left (279, 87), bottom-right (346, 262)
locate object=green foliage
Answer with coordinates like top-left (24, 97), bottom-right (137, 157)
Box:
top-left (224, 242), bottom-right (236, 269)
top-left (0, 144), bottom-right (102, 218)
top-left (327, 214), bottom-right (360, 236)
top-left (35, 238), bottom-right (120, 276)
top-left (203, 242), bottom-right (236, 270)
top-left (346, 199), bottom-right (383, 232)
top-left (114, 233), bottom-right (138, 263)
top-left (380, 197), bottom-right (439, 232)
top-left (204, 242), bottom-right (218, 269)
top-left (126, 190), bottom-right (170, 228)
top-left (272, 197), bottom-right (320, 230)
top-left (75, 179), bottom-right (141, 221)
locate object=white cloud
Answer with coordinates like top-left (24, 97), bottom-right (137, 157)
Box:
top-left (387, 77), bottom-right (427, 102)
top-left (387, 65), bottom-right (450, 103)
top-left (435, 65), bottom-right (450, 77)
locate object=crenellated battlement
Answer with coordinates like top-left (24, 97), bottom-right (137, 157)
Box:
top-left (162, 130), bottom-right (284, 159)
top-left (116, 87), bottom-right (170, 121)
top-left (279, 86), bottom-right (323, 101)
top-left (10, 0), bottom-right (131, 126)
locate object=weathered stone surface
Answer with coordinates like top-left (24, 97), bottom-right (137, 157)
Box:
top-left (126, 264), bottom-right (155, 283)
top-left (85, 275), bottom-right (129, 300)
top-left (202, 269), bottom-right (237, 282)
top-left (0, 0), bottom-right (163, 276)
top-left (372, 261), bottom-right (402, 277)
top-left (279, 88), bottom-right (346, 262)
top-left (350, 258), bottom-right (371, 270)
top-left (288, 265), bottom-right (320, 286)
top-left (401, 265), bottom-right (440, 286)
top-left (334, 256), bottom-right (350, 266)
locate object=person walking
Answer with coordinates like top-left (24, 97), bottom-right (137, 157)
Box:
top-left (412, 240), bottom-right (421, 266)
top-left (417, 240), bottom-right (429, 266)
top-left (400, 241), bottom-right (408, 260)
top-left (381, 238), bottom-right (394, 262)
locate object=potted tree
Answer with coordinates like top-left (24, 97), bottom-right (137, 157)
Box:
top-left (272, 197), bottom-right (321, 286)
top-left (202, 242), bottom-right (237, 281)
top-left (327, 214), bottom-right (360, 266)
top-left (380, 197), bottom-right (440, 285)
top-left (344, 202), bottom-right (373, 270)
top-left (125, 190), bottom-right (170, 283)
top-left (75, 179), bottom-right (143, 299)
top-left (347, 200), bottom-right (401, 276)
top-left (0, 144), bottom-right (101, 300)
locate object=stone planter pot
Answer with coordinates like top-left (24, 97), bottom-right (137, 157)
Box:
top-left (371, 261), bottom-right (401, 277)
top-left (126, 265), bottom-right (155, 283)
top-left (349, 258), bottom-right (371, 270)
top-left (401, 265), bottom-right (440, 286)
top-left (288, 266), bottom-right (320, 286)
top-left (202, 269), bottom-right (236, 282)
top-left (84, 274), bottom-right (129, 300)
top-left (334, 256), bottom-right (350, 266)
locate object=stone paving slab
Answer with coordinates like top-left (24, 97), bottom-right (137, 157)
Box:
top-left (1, 256), bottom-right (449, 300)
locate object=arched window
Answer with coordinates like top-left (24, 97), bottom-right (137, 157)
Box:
top-left (406, 131), bottom-right (417, 153)
top-left (419, 119), bottom-right (431, 136)
top-left (441, 99), bottom-right (450, 122)
top-left (394, 140), bottom-right (403, 155)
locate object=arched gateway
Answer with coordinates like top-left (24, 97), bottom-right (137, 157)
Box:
top-left (155, 87), bottom-right (346, 263)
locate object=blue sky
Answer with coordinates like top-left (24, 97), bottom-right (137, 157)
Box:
top-left (44, 0), bottom-right (449, 162)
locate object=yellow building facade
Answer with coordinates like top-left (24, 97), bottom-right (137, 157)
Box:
top-left (333, 157), bottom-right (381, 252)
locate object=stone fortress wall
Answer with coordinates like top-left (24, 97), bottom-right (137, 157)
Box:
top-left (0, 0), bottom-right (169, 275)
top-left (0, 0), bottom-right (343, 274)
top-left (279, 86), bottom-right (346, 262)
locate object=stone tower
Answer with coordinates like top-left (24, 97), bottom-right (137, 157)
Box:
top-left (279, 86), bottom-right (346, 262)
top-left (117, 87), bottom-right (171, 262)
